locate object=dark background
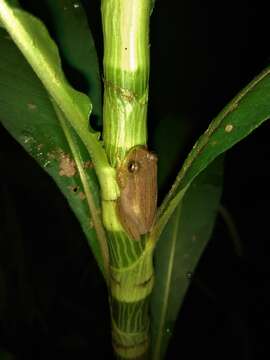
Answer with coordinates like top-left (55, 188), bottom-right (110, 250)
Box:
top-left (1, 0), bottom-right (269, 359)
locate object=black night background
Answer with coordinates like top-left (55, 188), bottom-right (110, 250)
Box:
top-left (0, 1), bottom-right (269, 359)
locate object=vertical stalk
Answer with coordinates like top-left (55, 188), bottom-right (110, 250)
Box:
top-left (101, 1), bottom-right (153, 359)
top-left (101, 0), bottom-right (150, 166)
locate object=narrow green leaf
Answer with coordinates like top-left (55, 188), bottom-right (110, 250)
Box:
top-left (0, 28), bottom-right (109, 279)
top-left (44, 0), bottom-right (102, 124)
top-left (151, 157), bottom-right (224, 359)
top-left (154, 66), bottom-right (270, 239)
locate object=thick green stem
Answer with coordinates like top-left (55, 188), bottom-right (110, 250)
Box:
top-left (101, 0), bottom-right (153, 359)
top-left (102, 202), bottom-right (154, 359)
top-left (110, 241), bottom-right (154, 360)
top-left (101, 0), bottom-right (151, 166)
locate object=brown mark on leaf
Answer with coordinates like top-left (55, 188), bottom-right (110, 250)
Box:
top-left (48, 149), bottom-right (77, 177)
top-left (59, 153), bottom-right (77, 177)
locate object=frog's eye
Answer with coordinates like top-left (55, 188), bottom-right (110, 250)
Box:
top-left (128, 160), bottom-right (140, 173)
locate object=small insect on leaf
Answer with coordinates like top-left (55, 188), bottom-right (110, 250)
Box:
top-left (116, 146), bottom-right (158, 240)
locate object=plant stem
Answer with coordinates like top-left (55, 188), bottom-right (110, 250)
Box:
top-left (101, 0), bottom-right (150, 166)
top-left (101, 0), bottom-right (153, 358)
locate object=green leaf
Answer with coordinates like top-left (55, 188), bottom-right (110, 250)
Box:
top-left (151, 157), bottom-right (224, 359)
top-left (43, 0), bottom-right (102, 124)
top-left (0, 1), bottom-right (117, 199)
top-left (154, 66), bottom-right (270, 239)
top-left (0, 0), bottom-right (92, 134)
top-left (0, 28), bottom-right (109, 280)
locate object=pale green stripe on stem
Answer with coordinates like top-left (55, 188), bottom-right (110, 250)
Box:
top-left (101, 0), bottom-right (151, 166)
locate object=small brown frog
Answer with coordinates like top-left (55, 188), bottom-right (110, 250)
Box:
top-left (116, 146), bottom-right (158, 240)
